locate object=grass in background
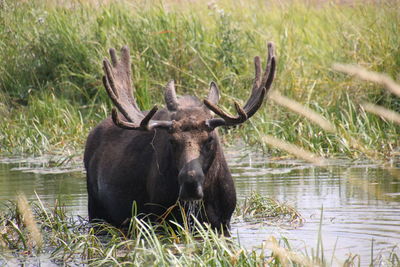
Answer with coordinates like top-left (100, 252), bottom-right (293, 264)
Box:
top-left (0, 0), bottom-right (399, 159)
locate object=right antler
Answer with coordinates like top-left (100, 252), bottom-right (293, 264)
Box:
top-left (204, 42), bottom-right (276, 129)
top-left (103, 46), bottom-right (172, 130)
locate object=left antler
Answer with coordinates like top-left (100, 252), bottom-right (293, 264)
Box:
top-left (103, 46), bottom-right (172, 130)
top-left (204, 42), bottom-right (276, 129)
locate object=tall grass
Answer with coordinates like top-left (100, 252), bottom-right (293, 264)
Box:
top-left (0, 0), bottom-right (399, 158)
top-left (1, 194), bottom-right (398, 266)
top-left (0, 194), bottom-right (294, 266)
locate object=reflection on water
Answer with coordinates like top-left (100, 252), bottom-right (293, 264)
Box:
top-left (0, 156), bottom-right (86, 216)
top-left (226, 147), bottom-right (400, 264)
top-left (1, 147), bottom-right (400, 264)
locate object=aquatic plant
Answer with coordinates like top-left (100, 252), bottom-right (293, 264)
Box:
top-left (235, 192), bottom-right (304, 228)
top-left (0, 194), bottom-right (298, 266)
top-left (1, 193), bottom-right (398, 266)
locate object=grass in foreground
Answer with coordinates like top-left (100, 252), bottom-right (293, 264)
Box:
top-left (0, 193), bottom-right (302, 266)
top-left (1, 0), bottom-right (400, 160)
top-left (0, 193), bottom-right (398, 266)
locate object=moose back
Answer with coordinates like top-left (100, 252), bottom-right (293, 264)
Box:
top-left (84, 43), bottom-right (276, 234)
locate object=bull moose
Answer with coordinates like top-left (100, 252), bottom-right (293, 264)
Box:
top-left (84, 43), bottom-right (276, 234)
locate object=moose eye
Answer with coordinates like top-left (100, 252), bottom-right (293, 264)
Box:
top-left (169, 138), bottom-right (179, 147)
top-left (203, 137), bottom-right (214, 150)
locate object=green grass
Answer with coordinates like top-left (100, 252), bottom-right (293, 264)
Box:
top-left (1, 193), bottom-right (398, 266)
top-left (0, 194), bottom-right (293, 266)
top-left (1, 0), bottom-right (399, 159)
top-left (235, 192), bottom-right (304, 228)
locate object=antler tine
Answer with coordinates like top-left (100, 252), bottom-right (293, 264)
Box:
top-left (244, 42), bottom-right (276, 116)
top-left (261, 42), bottom-right (276, 90)
top-left (253, 56), bottom-right (262, 90)
top-left (204, 99), bottom-right (247, 124)
top-left (109, 48), bottom-right (118, 66)
top-left (103, 59), bottom-right (142, 123)
top-left (111, 106), bottom-right (170, 131)
top-left (103, 46), bottom-right (172, 131)
top-left (204, 42), bottom-right (276, 129)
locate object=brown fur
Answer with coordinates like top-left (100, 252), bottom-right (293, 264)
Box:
top-left (84, 96), bottom-right (236, 234)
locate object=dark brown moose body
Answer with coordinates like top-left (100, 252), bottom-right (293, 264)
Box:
top-left (84, 43), bottom-right (276, 234)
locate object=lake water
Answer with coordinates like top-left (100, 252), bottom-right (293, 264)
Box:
top-left (1, 146), bottom-right (399, 265)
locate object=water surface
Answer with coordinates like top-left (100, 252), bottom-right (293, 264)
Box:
top-left (226, 148), bottom-right (400, 264)
top-left (1, 148), bottom-right (399, 265)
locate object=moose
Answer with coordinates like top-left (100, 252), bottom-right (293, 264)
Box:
top-left (84, 43), bottom-right (276, 234)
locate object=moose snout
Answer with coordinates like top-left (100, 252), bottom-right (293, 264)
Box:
top-left (179, 180), bottom-right (204, 201)
top-left (178, 169), bottom-right (204, 201)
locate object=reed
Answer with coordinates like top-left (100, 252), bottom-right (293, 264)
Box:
top-left (262, 135), bottom-right (326, 165)
top-left (333, 64), bottom-right (400, 98)
top-left (267, 236), bottom-right (313, 267)
top-left (269, 91), bottom-right (335, 133)
top-left (1, 0), bottom-right (399, 158)
top-left (16, 195), bottom-right (41, 249)
top-left (1, 195), bottom-right (398, 266)
top-left (361, 102), bottom-right (400, 125)
top-left (236, 191), bottom-right (304, 228)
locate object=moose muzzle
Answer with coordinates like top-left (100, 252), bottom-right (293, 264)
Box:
top-left (178, 160), bottom-right (205, 201)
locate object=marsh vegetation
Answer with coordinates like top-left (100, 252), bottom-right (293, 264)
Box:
top-left (1, 0), bottom-right (399, 159)
top-left (1, 0), bottom-right (400, 266)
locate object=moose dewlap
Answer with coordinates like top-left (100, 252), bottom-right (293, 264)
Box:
top-left (84, 43), bottom-right (276, 234)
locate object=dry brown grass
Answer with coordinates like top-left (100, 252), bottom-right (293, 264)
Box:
top-left (266, 236), bottom-right (314, 267)
top-left (263, 135), bottom-right (326, 165)
top-left (269, 91), bottom-right (336, 133)
top-left (361, 102), bottom-right (400, 125)
top-left (16, 194), bottom-right (43, 249)
top-left (333, 64), bottom-right (400, 97)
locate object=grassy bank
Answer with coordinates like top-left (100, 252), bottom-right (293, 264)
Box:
top-left (1, 0), bottom-right (400, 159)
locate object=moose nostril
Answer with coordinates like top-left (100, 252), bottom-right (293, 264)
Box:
top-left (179, 181), bottom-right (204, 201)
top-left (196, 185), bottom-right (204, 198)
top-left (186, 181), bottom-right (198, 191)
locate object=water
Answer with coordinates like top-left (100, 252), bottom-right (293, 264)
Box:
top-left (0, 156), bottom-right (86, 216)
top-left (1, 148), bottom-right (400, 265)
top-left (227, 147), bottom-right (400, 265)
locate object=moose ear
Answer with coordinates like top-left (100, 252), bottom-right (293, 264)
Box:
top-left (164, 80), bottom-right (179, 111)
top-left (207, 81), bottom-right (220, 105)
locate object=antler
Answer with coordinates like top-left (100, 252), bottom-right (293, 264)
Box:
top-left (103, 46), bottom-right (172, 130)
top-left (204, 42), bottom-right (276, 129)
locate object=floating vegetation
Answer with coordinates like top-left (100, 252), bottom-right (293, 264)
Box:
top-left (235, 192), bottom-right (304, 229)
top-left (0, 154), bottom-right (83, 174)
